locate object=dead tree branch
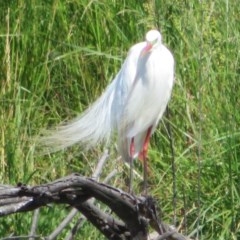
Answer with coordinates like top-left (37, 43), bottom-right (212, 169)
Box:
top-left (0, 174), bottom-right (191, 240)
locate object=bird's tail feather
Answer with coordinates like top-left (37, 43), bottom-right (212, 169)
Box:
top-left (38, 81), bottom-right (116, 153)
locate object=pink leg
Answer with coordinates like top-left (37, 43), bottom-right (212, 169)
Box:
top-left (142, 126), bottom-right (152, 160)
top-left (130, 138), bottom-right (135, 158)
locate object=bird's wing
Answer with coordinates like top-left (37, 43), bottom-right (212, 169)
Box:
top-left (127, 46), bottom-right (174, 137)
top-left (111, 42), bottom-right (147, 127)
top-left (118, 45), bottom-right (174, 161)
top-left (39, 42), bottom-right (146, 153)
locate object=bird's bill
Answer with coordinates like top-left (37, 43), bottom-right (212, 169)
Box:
top-left (141, 43), bottom-right (152, 56)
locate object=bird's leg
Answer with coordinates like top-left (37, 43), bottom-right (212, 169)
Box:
top-left (129, 138), bottom-right (135, 193)
top-left (142, 126), bottom-right (152, 195)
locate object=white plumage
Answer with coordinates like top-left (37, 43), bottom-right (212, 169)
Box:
top-left (40, 30), bottom-right (174, 163)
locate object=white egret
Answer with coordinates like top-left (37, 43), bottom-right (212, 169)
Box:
top-left (40, 29), bottom-right (175, 192)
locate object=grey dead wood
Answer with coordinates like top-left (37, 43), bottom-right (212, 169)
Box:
top-left (0, 174), bottom-right (192, 240)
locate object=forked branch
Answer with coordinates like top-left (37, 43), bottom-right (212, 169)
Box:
top-left (0, 175), bottom-right (190, 240)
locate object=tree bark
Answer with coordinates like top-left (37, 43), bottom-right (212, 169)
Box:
top-left (0, 174), bottom-right (191, 240)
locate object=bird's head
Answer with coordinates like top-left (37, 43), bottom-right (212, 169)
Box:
top-left (141, 30), bottom-right (162, 56)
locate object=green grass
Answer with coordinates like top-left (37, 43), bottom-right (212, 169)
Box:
top-left (0, 0), bottom-right (240, 239)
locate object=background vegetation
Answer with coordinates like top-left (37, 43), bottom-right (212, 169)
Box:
top-left (0, 0), bottom-right (240, 239)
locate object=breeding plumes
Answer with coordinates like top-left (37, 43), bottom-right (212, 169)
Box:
top-left (40, 30), bottom-right (175, 190)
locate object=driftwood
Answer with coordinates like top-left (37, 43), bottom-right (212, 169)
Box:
top-left (0, 174), bottom-right (191, 240)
